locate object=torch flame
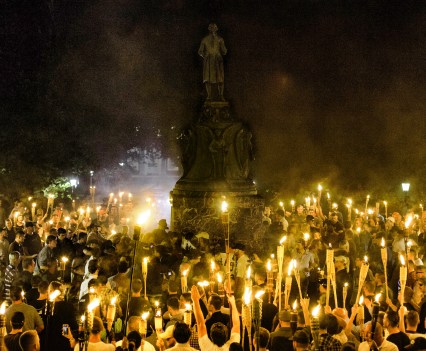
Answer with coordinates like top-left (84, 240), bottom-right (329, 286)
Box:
top-left (111, 296), bottom-right (117, 305)
top-left (381, 237), bottom-right (385, 248)
top-left (280, 235), bottom-right (287, 245)
top-left (61, 256), bottom-right (68, 263)
top-left (405, 215), bottom-right (413, 229)
top-left (244, 287), bottom-right (251, 305)
top-left (49, 290), bottom-right (61, 302)
top-left (0, 302), bottom-right (7, 314)
top-left (141, 312), bottom-right (149, 320)
top-left (287, 260), bottom-right (293, 276)
top-left (292, 300), bottom-right (297, 310)
top-left (137, 210), bottom-right (151, 225)
top-left (375, 293), bottom-right (381, 303)
top-left (211, 259), bottom-right (215, 271)
top-left (312, 305), bottom-right (321, 317)
top-left (182, 269), bottom-right (189, 277)
top-left (267, 259), bottom-right (271, 271)
top-left (255, 290), bottom-right (265, 299)
top-left (246, 266), bottom-right (252, 279)
top-left (88, 298), bottom-right (100, 312)
top-left (359, 296), bottom-right (364, 305)
top-left (217, 273), bottom-right (222, 284)
top-left (318, 184), bottom-right (322, 192)
top-left (185, 303), bottom-right (191, 311)
top-left (400, 255), bottom-right (405, 266)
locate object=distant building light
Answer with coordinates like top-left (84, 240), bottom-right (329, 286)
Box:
top-left (402, 183), bottom-right (410, 192)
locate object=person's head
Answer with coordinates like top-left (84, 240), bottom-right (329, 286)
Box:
top-left (229, 342), bottom-right (243, 351)
top-left (57, 228), bottom-right (67, 240)
top-left (167, 296), bottom-right (180, 313)
top-left (363, 281), bottom-right (376, 296)
top-left (10, 286), bottom-right (23, 302)
top-left (416, 266), bottom-right (426, 280)
top-left (91, 316), bottom-right (104, 334)
top-left (127, 316), bottom-right (143, 333)
top-left (210, 322), bottom-right (228, 347)
top-left (126, 330), bottom-right (142, 351)
top-left (10, 311), bottom-right (25, 330)
top-left (384, 310), bottom-right (399, 329)
top-left (278, 310), bottom-right (291, 326)
top-left (45, 234), bottom-right (57, 248)
top-left (208, 294), bottom-right (223, 313)
top-left (331, 212), bottom-right (339, 223)
top-left (364, 322), bottom-right (384, 346)
top-left (118, 260), bottom-right (128, 274)
top-left (87, 259), bottom-right (98, 274)
top-left (292, 330), bottom-right (310, 350)
top-left (22, 258), bottom-right (35, 272)
top-left (19, 330), bottom-right (40, 351)
top-left (24, 222), bottom-right (34, 234)
top-left (173, 322), bottom-right (191, 344)
top-left (30, 274), bottom-right (42, 289)
top-left (208, 23), bottom-right (218, 33)
top-left (5, 219), bottom-right (12, 228)
top-left (326, 314), bottom-right (340, 335)
top-left (131, 279), bottom-right (143, 294)
top-left (406, 310), bottom-right (420, 329)
top-left (37, 280), bottom-right (49, 295)
top-left (48, 281), bottom-right (63, 298)
top-left (254, 327), bottom-right (270, 349)
top-left (334, 256), bottom-right (347, 270)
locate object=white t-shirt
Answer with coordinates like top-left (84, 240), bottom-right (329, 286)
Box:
top-left (199, 332), bottom-right (240, 351)
top-left (358, 339), bottom-right (398, 351)
top-left (74, 341), bottom-right (115, 351)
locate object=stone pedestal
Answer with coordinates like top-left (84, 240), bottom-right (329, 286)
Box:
top-left (171, 101), bottom-right (264, 247)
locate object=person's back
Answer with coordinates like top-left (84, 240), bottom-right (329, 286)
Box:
top-left (5, 311), bottom-right (25, 351)
top-left (74, 316), bottom-right (114, 351)
top-left (269, 310), bottom-right (293, 351)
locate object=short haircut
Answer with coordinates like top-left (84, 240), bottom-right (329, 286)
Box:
top-left (9, 251), bottom-right (20, 263)
top-left (209, 294), bottom-right (223, 310)
top-left (22, 258), bottom-right (34, 270)
top-left (91, 316), bottom-right (104, 334)
top-left (118, 260), bottom-right (128, 273)
top-left (167, 296), bottom-right (180, 311)
top-left (406, 310), bottom-right (419, 327)
top-left (258, 327), bottom-right (270, 348)
top-left (10, 286), bottom-right (23, 302)
top-left (127, 330), bottom-right (142, 350)
top-left (11, 311), bottom-right (25, 329)
top-left (127, 316), bottom-right (141, 332)
top-left (210, 322), bottom-right (228, 347)
top-left (19, 330), bottom-right (39, 351)
top-left (38, 281), bottom-right (49, 294)
top-left (180, 292), bottom-right (191, 303)
top-left (131, 279), bottom-right (143, 293)
top-left (30, 274), bottom-right (42, 288)
top-left (46, 235), bottom-right (57, 244)
top-left (229, 343), bottom-right (243, 351)
top-left (385, 310), bottom-right (399, 328)
top-left (363, 281), bottom-right (375, 294)
top-left (326, 314), bottom-right (340, 335)
top-left (173, 321), bottom-right (191, 343)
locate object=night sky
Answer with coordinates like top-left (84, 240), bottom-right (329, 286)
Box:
top-left (1, 0), bottom-right (425, 200)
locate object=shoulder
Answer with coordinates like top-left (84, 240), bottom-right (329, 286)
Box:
top-left (198, 334), bottom-right (214, 348)
top-left (228, 332), bottom-right (240, 344)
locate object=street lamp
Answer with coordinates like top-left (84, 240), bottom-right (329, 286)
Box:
top-left (402, 183), bottom-right (410, 192)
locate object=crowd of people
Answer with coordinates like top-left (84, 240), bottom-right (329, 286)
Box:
top-left (0, 195), bottom-right (425, 351)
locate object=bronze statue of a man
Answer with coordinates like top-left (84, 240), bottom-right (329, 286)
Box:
top-left (198, 23), bottom-right (227, 101)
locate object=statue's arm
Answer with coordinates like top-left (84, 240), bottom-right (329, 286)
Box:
top-left (198, 40), bottom-right (205, 58)
top-left (220, 38), bottom-right (227, 55)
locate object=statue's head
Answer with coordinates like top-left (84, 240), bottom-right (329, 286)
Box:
top-left (208, 23), bottom-right (218, 33)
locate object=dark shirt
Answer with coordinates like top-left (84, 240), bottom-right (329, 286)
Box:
top-left (4, 332), bottom-right (22, 351)
top-left (16, 270), bottom-right (33, 292)
top-left (269, 326), bottom-right (293, 351)
top-left (205, 311), bottom-right (230, 339)
top-left (386, 331), bottom-right (411, 351)
top-left (23, 233), bottom-right (42, 256)
top-left (121, 296), bottom-right (150, 318)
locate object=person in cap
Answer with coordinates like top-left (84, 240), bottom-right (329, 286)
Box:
top-left (292, 329), bottom-right (310, 351)
top-left (269, 310), bottom-right (293, 351)
top-left (5, 311), bottom-right (25, 351)
top-left (74, 316), bottom-right (114, 350)
top-left (151, 219), bottom-right (169, 245)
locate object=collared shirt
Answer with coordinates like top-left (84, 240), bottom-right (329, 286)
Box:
top-left (358, 339), bottom-right (398, 351)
